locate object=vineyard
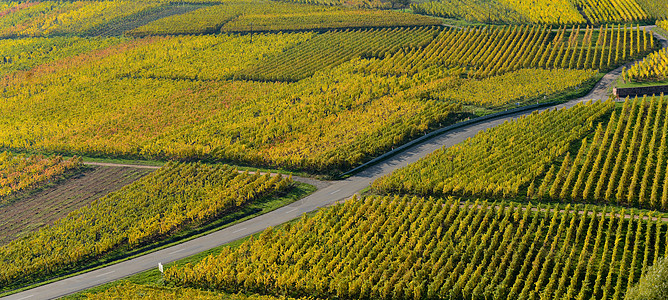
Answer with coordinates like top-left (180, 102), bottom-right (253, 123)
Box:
top-left (0, 36), bottom-right (122, 76)
top-left (0, 0), bottom-right (160, 37)
top-left (129, 0), bottom-right (439, 36)
top-left (373, 101), bottom-right (614, 199)
top-left (0, 166), bottom-right (151, 246)
top-left (2, 0), bottom-right (668, 298)
top-left (0, 152), bottom-right (81, 203)
top-left (165, 196), bottom-right (668, 300)
top-left (411, 0), bottom-right (526, 24)
top-left (572, 0), bottom-right (650, 24)
top-left (0, 25), bottom-right (654, 174)
top-left (427, 68), bottom-right (598, 108)
top-left (413, 0), bottom-right (668, 24)
top-left (0, 162), bottom-right (293, 291)
top-left (83, 282), bottom-right (298, 300)
top-left (366, 25), bottom-right (657, 78)
top-left (375, 96), bottom-right (668, 212)
top-left (279, 0), bottom-right (388, 8)
top-left (535, 96), bottom-right (668, 210)
top-left (237, 27), bottom-right (438, 81)
top-left (622, 47), bottom-right (668, 83)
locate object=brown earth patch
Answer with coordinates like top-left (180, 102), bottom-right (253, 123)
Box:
top-left (0, 166), bottom-right (152, 246)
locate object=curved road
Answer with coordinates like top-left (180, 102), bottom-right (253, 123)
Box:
top-left (4, 27), bottom-right (667, 300)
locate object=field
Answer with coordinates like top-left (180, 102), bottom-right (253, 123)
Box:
top-left (0, 165), bottom-right (151, 245)
top-left (0, 152), bottom-right (82, 204)
top-left (3, 0), bottom-right (668, 299)
top-left (622, 48), bottom-right (668, 84)
top-left (165, 196), bottom-right (667, 300)
top-left (374, 97), bottom-right (668, 211)
top-left (0, 25), bottom-right (656, 175)
top-left (413, 0), bottom-right (668, 24)
top-left (0, 162), bottom-right (294, 292)
top-left (0, 1), bottom-right (160, 38)
top-left (129, 1), bottom-right (440, 36)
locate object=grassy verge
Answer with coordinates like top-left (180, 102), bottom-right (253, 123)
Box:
top-left (0, 182), bottom-right (316, 298)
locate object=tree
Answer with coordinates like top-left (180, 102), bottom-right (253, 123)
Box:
top-left (625, 257), bottom-right (668, 300)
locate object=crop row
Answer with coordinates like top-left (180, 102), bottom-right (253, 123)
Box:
top-left (535, 96), bottom-right (668, 210)
top-left (413, 0), bottom-right (668, 24)
top-left (622, 47), bottom-right (668, 83)
top-left (0, 0), bottom-right (159, 38)
top-left (368, 25), bottom-right (656, 78)
top-left (373, 100), bottom-right (614, 198)
top-left (571, 0), bottom-right (650, 24)
top-left (129, 0), bottom-right (439, 37)
top-left (0, 162), bottom-right (293, 291)
top-left (166, 196), bottom-right (667, 300)
top-left (237, 26), bottom-right (437, 81)
top-left (0, 152), bottom-right (81, 203)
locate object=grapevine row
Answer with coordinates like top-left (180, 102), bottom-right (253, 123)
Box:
top-left (370, 25), bottom-right (657, 78)
top-left (571, 0), bottom-right (650, 24)
top-left (0, 152), bottom-right (81, 202)
top-left (166, 196), bottom-right (667, 300)
top-left (0, 162), bottom-right (293, 291)
top-left (622, 47), bottom-right (668, 83)
top-left (373, 100), bottom-right (614, 198)
top-left (537, 96), bottom-right (668, 210)
top-left (413, 0), bottom-right (667, 24)
top-left (238, 26), bottom-right (437, 81)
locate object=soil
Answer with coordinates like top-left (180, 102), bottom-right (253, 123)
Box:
top-left (0, 166), bottom-right (152, 246)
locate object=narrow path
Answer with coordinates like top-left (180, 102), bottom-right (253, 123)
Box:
top-left (4, 27), bottom-right (668, 300)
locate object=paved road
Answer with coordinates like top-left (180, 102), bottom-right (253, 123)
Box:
top-left (4, 27), bottom-right (667, 300)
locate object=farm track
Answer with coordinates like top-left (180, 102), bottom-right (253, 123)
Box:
top-left (3, 26), bottom-right (668, 300)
